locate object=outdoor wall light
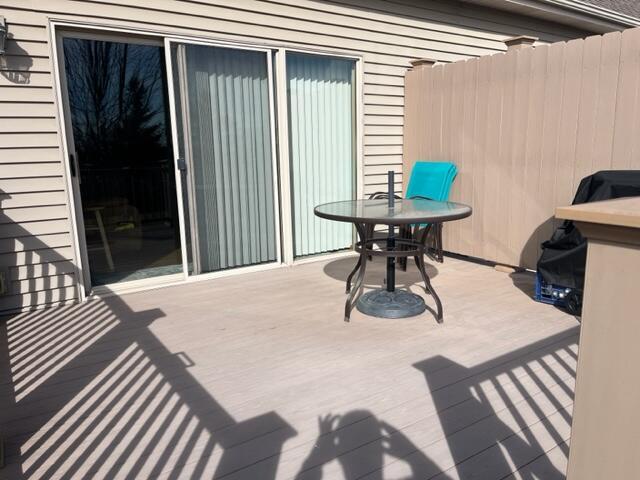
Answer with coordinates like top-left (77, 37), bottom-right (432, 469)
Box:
top-left (0, 17), bottom-right (7, 56)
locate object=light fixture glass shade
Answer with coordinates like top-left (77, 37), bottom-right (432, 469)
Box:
top-left (0, 17), bottom-right (6, 56)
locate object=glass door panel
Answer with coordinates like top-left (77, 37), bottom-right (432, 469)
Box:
top-left (286, 53), bottom-right (356, 258)
top-left (61, 36), bottom-right (182, 286)
top-left (171, 43), bottom-right (278, 274)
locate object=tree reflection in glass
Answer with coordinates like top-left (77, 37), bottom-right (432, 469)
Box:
top-left (63, 37), bottom-right (182, 286)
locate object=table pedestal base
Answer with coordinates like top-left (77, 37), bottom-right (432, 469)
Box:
top-left (356, 289), bottom-right (426, 319)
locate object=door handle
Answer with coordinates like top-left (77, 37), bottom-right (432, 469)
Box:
top-left (177, 157), bottom-right (187, 172)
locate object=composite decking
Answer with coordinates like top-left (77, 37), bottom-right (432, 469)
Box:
top-left (0, 255), bottom-right (579, 479)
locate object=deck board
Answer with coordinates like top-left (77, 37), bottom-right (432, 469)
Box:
top-left (0, 255), bottom-right (578, 479)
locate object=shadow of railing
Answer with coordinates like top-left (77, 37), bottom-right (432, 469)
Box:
top-left (1, 296), bottom-right (296, 479)
top-left (1, 202), bottom-right (579, 479)
top-left (291, 328), bottom-right (578, 479)
top-left (0, 214), bottom-right (296, 479)
top-left (413, 327), bottom-right (578, 479)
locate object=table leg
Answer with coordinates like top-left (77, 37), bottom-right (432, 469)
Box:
top-left (345, 256), bottom-right (361, 293)
top-left (414, 223), bottom-right (443, 323)
top-left (344, 223), bottom-right (368, 322)
top-left (415, 254), bottom-right (443, 323)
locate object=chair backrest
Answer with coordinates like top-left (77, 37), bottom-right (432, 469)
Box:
top-left (405, 161), bottom-right (458, 201)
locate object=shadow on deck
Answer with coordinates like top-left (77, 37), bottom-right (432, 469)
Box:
top-left (1, 296), bottom-right (577, 479)
top-left (0, 206), bottom-right (577, 479)
top-left (0, 294), bottom-right (295, 479)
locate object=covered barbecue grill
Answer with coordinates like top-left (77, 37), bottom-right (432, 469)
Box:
top-left (537, 170), bottom-right (640, 314)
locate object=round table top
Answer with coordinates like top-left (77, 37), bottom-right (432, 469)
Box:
top-left (314, 198), bottom-right (472, 225)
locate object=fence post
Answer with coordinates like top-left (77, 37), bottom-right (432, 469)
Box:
top-left (404, 58), bottom-right (437, 192)
top-left (504, 35), bottom-right (538, 50)
top-left (409, 58), bottom-right (437, 70)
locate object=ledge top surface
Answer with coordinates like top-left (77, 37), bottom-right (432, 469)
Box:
top-left (556, 197), bottom-right (640, 229)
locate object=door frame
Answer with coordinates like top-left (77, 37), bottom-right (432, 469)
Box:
top-left (51, 25), bottom-right (188, 298)
top-left (50, 19), bottom-right (363, 300)
top-left (274, 47), bottom-right (363, 264)
top-left (164, 36), bottom-right (283, 282)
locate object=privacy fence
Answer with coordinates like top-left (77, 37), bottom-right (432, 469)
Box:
top-left (404, 27), bottom-right (640, 269)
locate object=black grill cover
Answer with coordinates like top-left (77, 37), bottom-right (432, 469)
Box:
top-left (537, 170), bottom-right (640, 290)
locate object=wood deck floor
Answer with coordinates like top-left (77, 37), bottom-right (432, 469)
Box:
top-left (0, 255), bottom-right (579, 480)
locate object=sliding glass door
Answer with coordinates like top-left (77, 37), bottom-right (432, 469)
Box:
top-left (60, 32), bottom-right (359, 291)
top-left (61, 35), bottom-right (182, 287)
top-left (286, 53), bottom-right (356, 258)
top-left (170, 42), bottom-right (279, 275)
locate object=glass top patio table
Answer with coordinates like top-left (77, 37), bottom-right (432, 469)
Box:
top-left (314, 198), bottom-right (472, 225)
top-left (314, 198), bottom-right (472, 323)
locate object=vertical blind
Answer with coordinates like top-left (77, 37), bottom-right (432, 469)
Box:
top-left (287, 53), bottom-right (356, 257)
top-left (182, 45), bottom-right (277, 273)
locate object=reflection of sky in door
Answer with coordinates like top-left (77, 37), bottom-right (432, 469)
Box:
top-left (62, 38), bottom-right (171, 167)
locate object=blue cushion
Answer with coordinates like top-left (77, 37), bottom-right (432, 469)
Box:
top-left (405, 161), bottom-right (458, 202)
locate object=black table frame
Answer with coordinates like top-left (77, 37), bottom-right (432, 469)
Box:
top-left (343, 222), bottom-right (442, 322)
top-left (315, 195), bottom-right (472, 323)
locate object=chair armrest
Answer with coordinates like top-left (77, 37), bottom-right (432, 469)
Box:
top-left (368, 192), bottom-right (403, 200)
top-left (408, 195), bottom-right (435, 201)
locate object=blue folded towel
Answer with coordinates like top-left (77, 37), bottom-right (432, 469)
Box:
top-left (406, 161), bottom-right (458, 202)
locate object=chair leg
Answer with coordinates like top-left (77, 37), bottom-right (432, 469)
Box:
top-left (399, 225), bottom-right (409, 271)
top-left (95, 209), bottom-right (115, 272)
top-left (436, 223), bottom-right (444, 263)
top-left (366, 224), bottom-right (375, 261)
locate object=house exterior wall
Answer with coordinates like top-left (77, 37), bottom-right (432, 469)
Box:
top-left (0, 0), bottom-right (590, 313)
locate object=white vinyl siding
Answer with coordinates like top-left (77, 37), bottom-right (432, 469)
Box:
top-left (0, 0), bottom-right (589, 313)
